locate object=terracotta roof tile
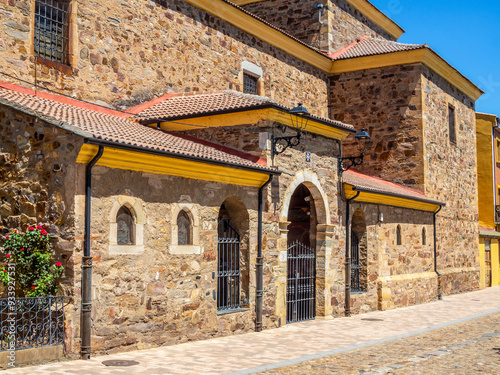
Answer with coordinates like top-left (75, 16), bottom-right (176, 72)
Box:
top-left (343, 169), bottom-right (444, 206)
top-left (134, 90), bottom-right (354, 131)
top-left (0, 84), bottom-right (274, 172)
top-left (332, 38), bottom-right (427, 61)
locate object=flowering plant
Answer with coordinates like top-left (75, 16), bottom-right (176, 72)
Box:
top-left (1, 226), bottom-right (64, 297)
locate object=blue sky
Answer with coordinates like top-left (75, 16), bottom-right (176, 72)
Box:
top-left (369, 0), bottom-right (500, 114)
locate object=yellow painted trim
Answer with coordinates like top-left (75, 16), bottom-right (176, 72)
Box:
top-left (184, 0), bottom-right (334, 72)
top-left (344, 184), bottom-right (440, 212)
top-left (76, 144), bottom-right (271, 188)
top-left (345, 0), bottom-right (404, 39)
top-left (332, 49), bottom-right (483, 101)
top-left (231, 0), bottom-right (404, 40)
top-left (496, 138), bottom-right (500, 163)
top-left (157, 108), bottom-right (353, 141)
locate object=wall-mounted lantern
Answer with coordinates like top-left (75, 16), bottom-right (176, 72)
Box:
top-left (338, 128), bottom-right (371, 172)
top-left (271, 103), bottom-right (310, 158)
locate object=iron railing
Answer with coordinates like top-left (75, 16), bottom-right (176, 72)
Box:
top-left (495, 205), bottom-right (500, 223)
top-left (286, 240), bottom-right (316, 323)
top-left (217, 219), bottom-right (241, 311)
top-left (351, 231), bottom-right (361, 293)
top-left (0, 296), bottom-right (66, 351)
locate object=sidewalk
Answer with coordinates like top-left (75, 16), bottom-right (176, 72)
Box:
top-left (4, 287), bottom-right (500, 375)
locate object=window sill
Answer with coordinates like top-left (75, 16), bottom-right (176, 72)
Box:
top-left (35, 56), bottom-right (73, 75)
top-left (169, 245), bottom-right (201, 255)
top-left (109, 245), bottom-right (144, 255)
top-left (217, 307), bottom-right (250, 316)
top-left (351, 291), bottom-right (367, 295)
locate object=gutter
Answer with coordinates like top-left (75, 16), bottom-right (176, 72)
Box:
top-left (351, 186), bottom-right (446, 207)
top-left (433, 206), bottom-right (442, 301)
top-left (83, 138), bottom-right (281, 176)
top-left (255, 175), bottom-right (274, 332)
top-left (344, 191), bottom-right (360, 316)
top-left (80, 145), bottom-right (104, 359)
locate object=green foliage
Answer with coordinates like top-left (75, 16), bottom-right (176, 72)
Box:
top-left (0, 226), bottom-right (64, 297)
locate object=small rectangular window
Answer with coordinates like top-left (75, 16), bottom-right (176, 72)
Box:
top-left (496, 139), bottom-right (500, 163)
top-left (34, 0), bottom-right (70, 65)
top-left (485, 238), bottom-right (491, 250)
top-left (243, 73), bottom-right (258, 95)
top-left (448, 105), bottom-right (456, 144)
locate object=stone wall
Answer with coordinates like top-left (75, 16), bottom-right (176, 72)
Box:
top-left (421, 66), bottom-right (480, 294)
top-left (0, 0), bottom-right (329, 117)
top-left (347, 202), bottom-right (436, 313)
top-left (0, 104), bottom-right (83, 352)
top-left (242, 0), bottom-right (395, 54)
top-left (330, 63), bottom-right (425, 190)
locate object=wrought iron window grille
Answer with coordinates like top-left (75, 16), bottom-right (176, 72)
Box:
top-left (217, 218), bottom-right (241, 311)
top-left (0, 296), bottom-right (68, 351)
top-left (34, 0), bottom-right (70, 65)
top-left (243, 73), bottom-right (258, 95)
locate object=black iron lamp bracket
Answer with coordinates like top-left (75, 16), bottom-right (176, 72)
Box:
top-left (338, 153), bottom-right (365, 172)
top-left (271, 131), bottom-right (302, 158)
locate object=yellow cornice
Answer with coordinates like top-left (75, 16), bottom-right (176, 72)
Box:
top-left (156, 107), bottom-right (353, 141)
top-left (346, 0), bottom-right (404, 39)
top-left (332, 49), bottom-right (484, 101)
top-left (344, 184), bottom-right (441, 212)
top-left (184, 0), bottom-right (334, 72)
top-left (76, 144), bottom-right (272, 188)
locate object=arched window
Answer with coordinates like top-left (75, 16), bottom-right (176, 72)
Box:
top-left (422, 227), bottom-right (426, 246)
top-left (177, 210), bottom-right (192, 246)
top-left (396, 225), bottom-right (402, 246)
top-left (117, 206), bottom-right (134, 245)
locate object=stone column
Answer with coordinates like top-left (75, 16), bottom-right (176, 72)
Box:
top-left (316, 223), bottom-right (335, 318)
top-left (274, 221), bottom-right (290, 326)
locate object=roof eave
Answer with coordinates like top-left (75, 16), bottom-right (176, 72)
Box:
top-left (351, 185), bottom-right (446, 207)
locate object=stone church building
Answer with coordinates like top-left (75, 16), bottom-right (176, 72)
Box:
top-left (0, 0), bottom-right (482, 359)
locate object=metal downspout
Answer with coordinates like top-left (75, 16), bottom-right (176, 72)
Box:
top-left (344, 191), bottom-right (360, 316)
top-left (256, 175), bottom-right (274, 332)
top-left (433, 206), bottom-right (443, 301)
top-left (81, 145), bottom-right (104, 359)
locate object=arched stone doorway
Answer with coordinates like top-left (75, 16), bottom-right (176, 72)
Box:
top-left (286, 183), bottom-right (317, 323)
top-left (351, 208), bottom-right (367, 292)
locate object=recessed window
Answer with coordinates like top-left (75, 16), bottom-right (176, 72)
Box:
top-left (496, 139), bottom-right (500, 163)
top-left (34, 0), bottom-right (70, 65)
top-left (117, 206), bottom-right (134, 246)
top-left (217, 217), bottom-right (241, 311)
top-left (448, 105), bottom-right (456, 144)
top-left (177, 210), bottom-right (192, 246)
top-left (422, 227), bottom-right (426, 246)
top-left (396, 225), bottom-right (402, 246)
top-left (243, 73), bottom-right (259, 95)
top-left (485, 238), bottom-right (491, 250)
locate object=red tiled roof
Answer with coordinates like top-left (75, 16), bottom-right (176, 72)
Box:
top-left (134, 90), bottom-right (354, 131)
top-left (0, 82), bottom-right (275, 172)
top-left (343, 169), bottom-right (444, 206)
top-left (331, 37), bottom-right (427, 61)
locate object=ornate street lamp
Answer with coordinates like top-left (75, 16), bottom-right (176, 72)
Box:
top-left (271, 103), bottom-right (310, 158)
top-left (338, 128), bottom-right (371, 172)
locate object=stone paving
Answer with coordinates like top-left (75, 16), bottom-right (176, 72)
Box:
top-left (3, 287), bottom-right (500, 375)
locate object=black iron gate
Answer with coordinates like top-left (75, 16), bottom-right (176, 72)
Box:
top-left (351, 231), bottom-right (361, 292)
top-left (286, 240), bottom-right (316, 323)
top-left (217, 218), bottom-right (241, 311)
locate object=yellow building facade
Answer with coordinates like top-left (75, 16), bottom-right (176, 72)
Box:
top-left (476, 113), bottom-right (500, 288)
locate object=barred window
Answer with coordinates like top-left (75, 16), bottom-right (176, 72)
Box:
top-left (117, 206), bottom-right (134, 246)
top-left (177, 210), bottom-right (192, 246)
top-left (243, 73), bottom-right (258, 95)
top-left (34, 0), bottom-right (70, 64)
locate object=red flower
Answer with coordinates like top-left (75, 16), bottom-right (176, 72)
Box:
top-left (27, 227), bottom-right (35, 231)
top-left (31, 286), bottom-right (36, 289)
top-left (5, 235), bottom-right (9, 239)
top-left (41, 229), bottom-right (48, 236)
top-left (20, 248), bottom-right (24, 251)
top-left (6, 254), bottom-right (11, 258)
top-left (2, 270), bottom-right (6, 273)
top-left (37, 225), bottom-right (42, 230)
top-left (55, 262), bottom-right (62, 267)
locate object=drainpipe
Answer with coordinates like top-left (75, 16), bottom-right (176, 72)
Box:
top-left (433, 206), bottom-right (442, 301)
top-left (344, 191), bottom-right (360, 316)
top-left (81, 145), bottom-right (104, 359)
top-left (256, 175), bottom-right (274, 332)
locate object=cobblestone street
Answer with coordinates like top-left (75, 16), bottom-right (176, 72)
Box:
top-left (259, 311), bottom-right (500, 375)
top-left (3, 287), bottom-right (500, 374)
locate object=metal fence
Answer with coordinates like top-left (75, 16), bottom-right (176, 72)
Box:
top-left (0, 296), bottom-right (66, 351)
